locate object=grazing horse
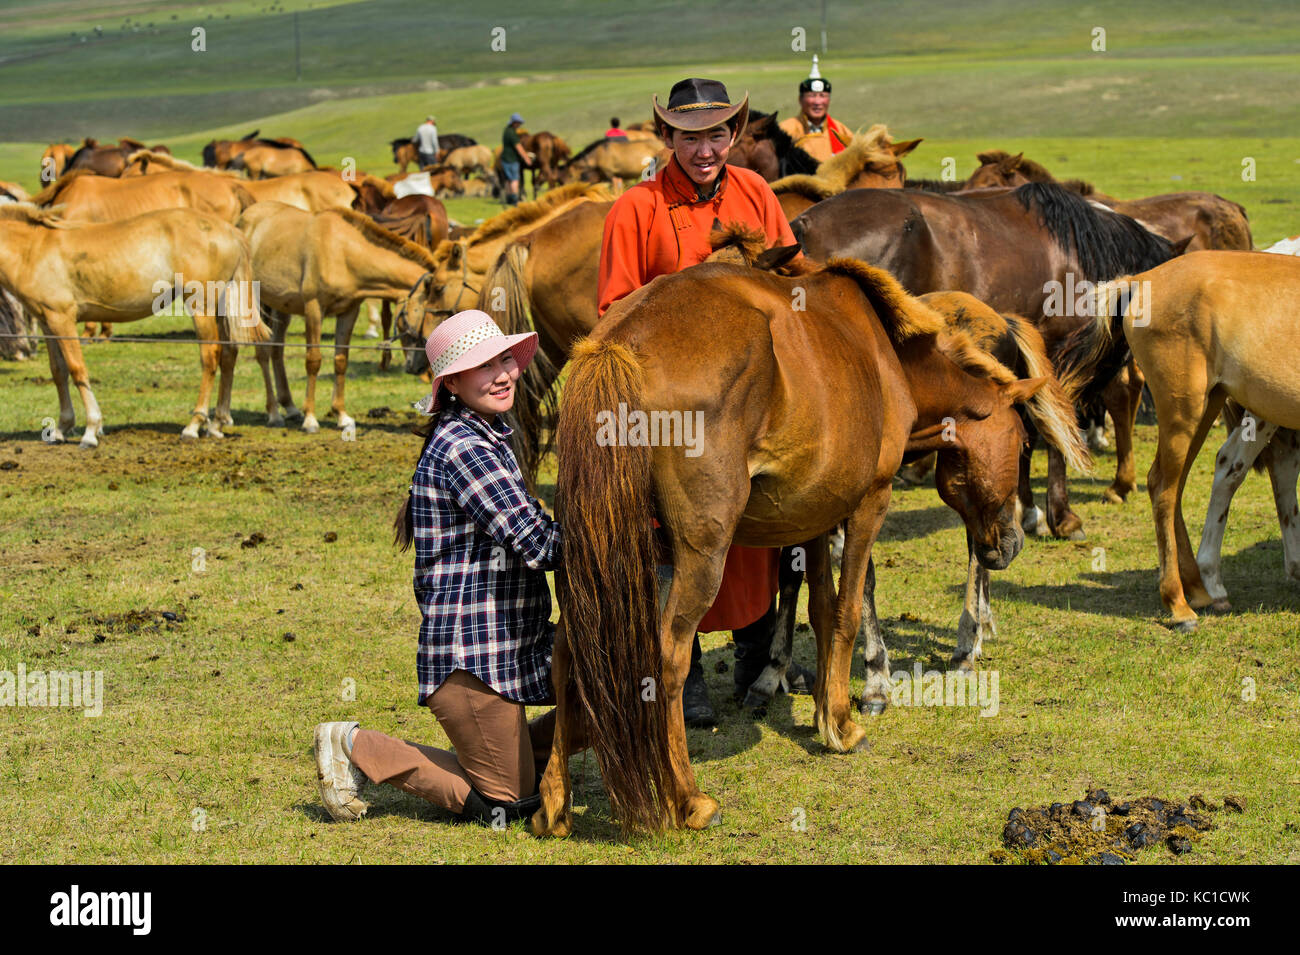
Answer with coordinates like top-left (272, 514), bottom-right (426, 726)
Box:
top-left (530, 258), bottom-right (1042, 836)
top-left (30, 169), bottom-right (254, 223)
top-left (964, 150), bottom-right (1252, 252)
top-left (792, 182), bottom-right (1177, 539)
top-left (1092, 251), bottom-right (1300, 628)
top-left (520, 131), bottom-right (571, 197)
top-left (725, 109), bottom-right (821, 183)
top-left (769, 125), bottom-right (921, 219)
top-left (0, 205), bottom-right (267, 445)
top-left (557, 138), bottom-right (664, 186)
top-left (229, 141), bottom-right (317, 179)
top-left (64, 137), bottom-right (170, 177)
top-left (235, 203), bottom-right (441, 433)
top-left (202, 131), bottom-right (308, 169)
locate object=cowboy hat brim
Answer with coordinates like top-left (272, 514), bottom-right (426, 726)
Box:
top-left (652, 92), bottom-right (749, 140)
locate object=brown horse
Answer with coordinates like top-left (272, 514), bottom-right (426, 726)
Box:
top-left (236, 203), bottom-right (440, 432)
top-left (41, 143), bottom-right (77, 182)
top-left (1091, 251), bottom-right (1300, 629)
top-left (0, 204), bottom-right (267, 445)
top-left (965, 150), bottom-right (1252, 251)
top-left (64, 137), bottom-right (170, 177)
top-left (229, 141), bottom-right (317, 179)
top-left (725, 109), bottom-right (821, 183)
top-left (793, 181), bottom-right (1178, 539)
top-left (31, 169), bottom-right (254, 223)
top-left (769, 125), bottom-right (921, 219)
top-left (531, 258), bottom-right (1042, 835)
top-left (520, 131), bottom-right (571, 197)
top-left (558, 138), bottom-right (664, 186)
top-left (202, 131), bottom-right (308, 169)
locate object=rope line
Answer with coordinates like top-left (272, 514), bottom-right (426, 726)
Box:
top-left (0, 331), bottom-right (408, 352)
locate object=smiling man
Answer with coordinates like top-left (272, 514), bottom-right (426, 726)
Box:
top-left (597, 78), bottom-right (812, 728)
top-left (778, 56), bottom-right (853, 163)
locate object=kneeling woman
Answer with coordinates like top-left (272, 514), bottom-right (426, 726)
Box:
top-left (314, 309), bottom-right (561, 824)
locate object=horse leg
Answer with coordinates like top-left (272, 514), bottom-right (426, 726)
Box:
top-left (658, 547), bottom-right (726, 829)
top-left (330, 302), bottom-right (359, 431)
top-left (1102, 362), bottom-right (1143, 503)
top-left (184, 311), bottom-right (223, 439)
top-left (1196, 417), bottom-right (1277, 610)
top-left (1175, 393), bottom-right (1227, 614)
top-left (741, 541), bottom-right (810, 712)
top-left (817, 487), bottom-right (890, 753)
top-left (1045, 444), bottom-right (1084, 540)
top-left (44, 313), bottom-right (103, 447)
top-left (379, 301), bottom-right (393, 372)
top-left (39, 314), bottom-right (77, 443)
top-left (1018, 440), bottom-right (1047, 536)
top-left (1264, 429), bottom-right (1300, 585)
top-left (215, 341), bottom-right (237, 429)
top-left (532, 617), bottom-right (576, 837)
top-left (857, 555), bottom-right (894, 716)
top-left (364, 300), bottom-right (381, 339)
top-left (898, 451), bottom-right (935, 486)
top-left (301, 300), bottom-right (324, 433)
top-left (953, 536), bottom-right (996, 670)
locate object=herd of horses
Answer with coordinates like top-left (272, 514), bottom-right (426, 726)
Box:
top-left (4, 109), bottom-right (1299, 837)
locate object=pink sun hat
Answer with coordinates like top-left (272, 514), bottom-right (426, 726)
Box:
top-left (422, 309), bottom-right (538, 412)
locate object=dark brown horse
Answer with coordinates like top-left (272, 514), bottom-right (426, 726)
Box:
top-left (65, 137), bottom-right (170, 177)
top-left (792, 182), bottom-right (1178, 539)
top-left (531, 258), bottom-right (1042, 836)
top-left (520, 131), bottom-right (571, 197)
top-left (725, 109), bottom-right (820, 183)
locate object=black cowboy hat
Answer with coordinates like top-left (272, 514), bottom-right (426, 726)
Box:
top-left (652, 78), bottom-right (749, 138)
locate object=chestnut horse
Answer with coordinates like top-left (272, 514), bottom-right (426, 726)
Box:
top-left (792, 182), bottom-right (1177, 539)
top-left (725, 109), bottom-right (820, 183)
top-left (532, 258), bottom-right (1042, 836)
top-left (1092, 251), bottom-right (1300, 629)
top-left (769, 124), bottom-right (921, 219)
top-left (0, 204), bottom-right (268, 445)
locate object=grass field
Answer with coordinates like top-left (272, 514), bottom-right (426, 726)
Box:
top-left (1, 0), bottom-right (1299, 863)
top-left (1, 313), bottom-right (1298, 863)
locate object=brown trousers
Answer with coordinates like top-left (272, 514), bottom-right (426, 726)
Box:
top-left (350, 669), bottom-right (556, 814)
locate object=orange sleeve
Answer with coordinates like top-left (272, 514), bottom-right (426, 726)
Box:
top-left (597, 191), bottom-right (650, 317)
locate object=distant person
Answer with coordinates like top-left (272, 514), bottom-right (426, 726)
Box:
top-left (413, 116), bottom-right (440, 169)
top-left (501, 112), bottom-right (534, 207)
top-left (778, 56), bottom-right (853, 163)
top-left (604, 117), bottom-right (628, 140)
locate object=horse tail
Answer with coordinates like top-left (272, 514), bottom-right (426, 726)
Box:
top-left (478, 242), bottom-right (558, 490)
top-left (221, 239), bottom-right (271, 344)
top-left (557, 338), bottom-right (674, 834)
top-left (1005, 314), bottom-right (1092, 474)
top-left (1051, 275), bottom-right (1138, 405)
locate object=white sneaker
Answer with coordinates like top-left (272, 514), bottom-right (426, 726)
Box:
top-left (314, 721), bottom-right (369, 821)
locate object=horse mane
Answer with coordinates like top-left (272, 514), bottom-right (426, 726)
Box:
top-left (824, 257), bottom-right (946, 343)
top-left (124, 149), bottom-right (241, 176)
top-left (976, 149), bottom-right (1055, 182)
top-left (328, 208), bottom-right (439, 270)
top-left (118, 136), bottom-right (147, 151)
top-left (907, 178), bottom-right (967, 193)
top-left (770, 124), bottom-right (903, 197)
top-left (356, 173), bottom-right (396, 200)
top-left (1014, 182), bottom-right (1173, 281)
top-left (465, 181), bottom-right (610, 245)
top-left (390, 136), bottom-right (411, 150)
top-left (0, 202), bottom-right (72, 228)
top-left (254, 138), bottom-right (317, 167)
top-left (707, 221), bottom-right (768, 264)
top-left (29, 168), bottom-right (94, 206)
top-left (1002, 313), bottom-right (1092, 473)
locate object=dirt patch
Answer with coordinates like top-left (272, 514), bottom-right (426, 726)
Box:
top-left (78, 608), bottom-right (187, 637)
top-left (991, 788), bottom-right (1244, 864)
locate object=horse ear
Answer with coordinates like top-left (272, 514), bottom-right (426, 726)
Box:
top-left (1002, 152), bottom-right (1024, 171)
top-left (755, 242), bottom-right (802, 272)
top-left (890, 138), bottom-right (923, 158)
top-left (1003, 376), bottom-right (1047, 405)
top-left (1170, 235), bottom-right (1194, 256)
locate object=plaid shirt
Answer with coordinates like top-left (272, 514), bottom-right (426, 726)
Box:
top-left (411, 405), bottom-right (561, 705)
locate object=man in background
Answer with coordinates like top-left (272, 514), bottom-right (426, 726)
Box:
top-left (778, 56), bottom-right (853, 163)
top-left (413, 116), bottom-right (440, 169)
top-left (501, 112), bottom-right (534, 206)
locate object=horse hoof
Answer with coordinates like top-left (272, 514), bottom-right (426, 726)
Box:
top-left (529, 808), bottom-right (572, 839)
top-left (267, 414), bottom-right (284, 428)
top-left (1102, 488), bottom-right (1123, 504)
top-left (850, 737), bottom-right (871, 753)
top-left (1068, 529), bottom-right (1087, 542)
top-left (1210, 599), bottom-right (1232, 614)
top-left (338, 414), bottom-right (356, 432)
top-left (859, 696), bottom-right (887, 716)
top-left (301, 419), bottom-right (320, 435)
top-left (1172, 618), bottom-right (1198, 633)
top-left (950, 656), bottom-right (976, 673)
top-left (706, 810), bottom-right (723, 828)
top-left (283, 406), bottom-right (304, 421)
top-left (742, 688), bottom-right (771, 715)
top-left (180, 428), bottom-right (199, 441)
